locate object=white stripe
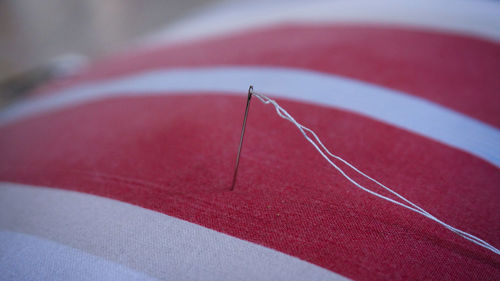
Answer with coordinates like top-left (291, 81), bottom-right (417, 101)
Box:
top-left (1, 66), bottom-right (498, 167)
top-left (0, 231), bottom-right (158, 281)
top-left (0, 182), bottom-right (349, 281)
top-left (144, 0), bottom-right (500, 46)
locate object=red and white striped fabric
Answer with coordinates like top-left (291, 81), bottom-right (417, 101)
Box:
top-left (1, 1), bottom-right (499, 280)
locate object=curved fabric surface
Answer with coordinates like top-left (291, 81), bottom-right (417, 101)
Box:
top-left (0, 231), bottom-right (158, 281)
top-left (0, 182), bottom-right (348, 281)
top-left (1, 67), bottom-right (498, 168)
top-left (1, 17), bottom-right (499, 281)
top-left (1, 93), bottom-right (499, 280)
top-left (146, 0), bottom-right (500, 45)
top-left (37, 25), bottom-right (500, 127)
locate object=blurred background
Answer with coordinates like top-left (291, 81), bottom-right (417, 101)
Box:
top-left (0, 0), bottom-right (231, 78)
top-left (0, 0), bottom-right (245, 106)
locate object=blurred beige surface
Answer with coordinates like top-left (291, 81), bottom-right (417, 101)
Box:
top-left (0, 0), bottom-right (222, 80)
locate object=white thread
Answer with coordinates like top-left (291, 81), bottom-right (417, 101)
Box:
top-left (252, 91), bottom-right (500, 255)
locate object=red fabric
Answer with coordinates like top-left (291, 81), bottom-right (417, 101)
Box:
top-left (1, 95), bottom-right (499, 280)
top-left (1, 25), bottom-right (499, 280)
top-left (37, 25), bottom-right (500, 127)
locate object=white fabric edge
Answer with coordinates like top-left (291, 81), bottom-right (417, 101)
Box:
top-left (0, 182), bottom-right (350, 281)
top-left (143, 0), bottom-right (500, 47)
top-left (0, 230), bottom-right (159, 281)
top-left (1, 66), bottom-right (498, 168)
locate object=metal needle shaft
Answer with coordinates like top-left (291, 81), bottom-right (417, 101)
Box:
top-left (230, 86), bottom-right (253, 191)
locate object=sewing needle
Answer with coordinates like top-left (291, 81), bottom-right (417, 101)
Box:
top-left (230, 86), bottom-right (253, 191)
